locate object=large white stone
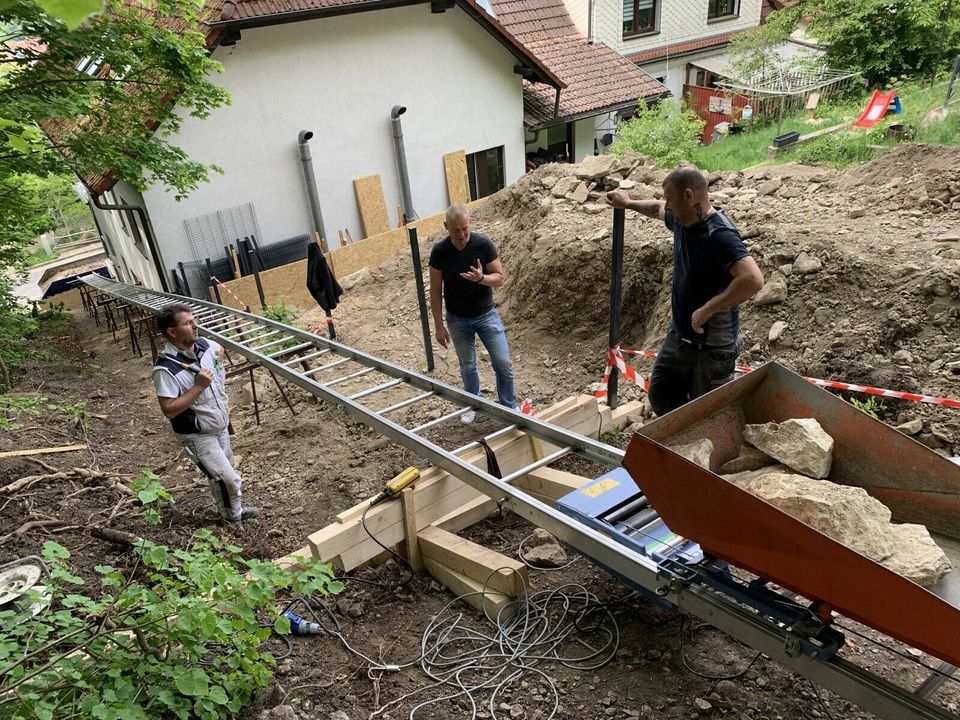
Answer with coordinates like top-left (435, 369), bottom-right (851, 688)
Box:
top-left (743, 418), bottom-right (834, 479)
top-left (725, 471), bottom-right (951, 586)
top-left (718, 446), bottom-right (777, 475)
top-left (577, 154), bottom-right (617, 180)
top-left (884, 523), bottom-right (953, 586)
top-left (668, 438), bottom-right (713, 469)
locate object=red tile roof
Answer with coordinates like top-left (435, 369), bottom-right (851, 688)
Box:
top-left (488, 0), bottom-right (667, 128)
top-left (213, 0), bottom-right (562, 88)
top-left (625, 31), bottom-right (737, 64)
top-left (523, 36), bottom-right (666, 127)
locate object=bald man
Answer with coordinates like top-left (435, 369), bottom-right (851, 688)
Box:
top-left (606, 166), bottom-right (764, 415)
top-left (429, 204), bottom-right (515, 423)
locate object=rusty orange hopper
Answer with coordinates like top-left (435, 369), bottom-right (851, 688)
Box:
top-left (623, 362), bottom-right (960, 668)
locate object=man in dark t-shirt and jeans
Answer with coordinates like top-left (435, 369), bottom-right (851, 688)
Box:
top-left (606, 166), bottom-right (765, 416)
top-left (429, 204), bottom-right (516, 423)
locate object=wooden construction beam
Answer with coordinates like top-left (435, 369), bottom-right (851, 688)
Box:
top-left (307, 396), bottom-right (611, 571)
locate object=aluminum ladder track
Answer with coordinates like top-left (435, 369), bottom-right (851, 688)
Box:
top-left (81, 274), bottom-right (958, 720)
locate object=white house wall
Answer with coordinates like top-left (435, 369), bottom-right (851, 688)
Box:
top-left (591, 0), bottom-right (762, 57)
top-left (640, 46), bottom-right (733, 98)
top-left (140, 5), bottom-right (527, 281)
top-left (92, 181), bottom-right (163, 289)
top-left (565, 0), bottom-right (590, 37)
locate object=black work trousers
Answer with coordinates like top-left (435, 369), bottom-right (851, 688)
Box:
top-left (647, 327), bottom-right (738, 417)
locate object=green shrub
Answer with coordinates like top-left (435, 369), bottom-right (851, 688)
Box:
top-left (0, 535), bottom-right (342, 720)
top-left (611, 98), bottom-right (705, 168)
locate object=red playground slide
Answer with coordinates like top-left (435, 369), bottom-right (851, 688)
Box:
top-left (854, 89), bottom-right (900, 128)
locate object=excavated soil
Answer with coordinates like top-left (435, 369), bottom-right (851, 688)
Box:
top-left (2, 144), bottom-right (960, 720)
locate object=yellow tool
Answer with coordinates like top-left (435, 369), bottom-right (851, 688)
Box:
top-left (370, 467), bottom-right (420, 506)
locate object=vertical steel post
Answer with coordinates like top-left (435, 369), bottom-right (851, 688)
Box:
top-left (205, 258), bottom-right (222, 304)
top-left (246, 239), bottom-right (267, 312)
top-left (408, 227), bottom-right (435, 372)
top-left (608, 208), bottom-right (625, 409)
top-left (177, 262), bottom-right (191, 298)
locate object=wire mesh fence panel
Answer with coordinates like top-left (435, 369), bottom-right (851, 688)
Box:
top-left (183, 203), bottom-right (264, 271)
top-left (257, 234), bottom-right (312, 270)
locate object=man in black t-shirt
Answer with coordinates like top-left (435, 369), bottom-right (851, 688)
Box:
top-left (606, 166), bottom-right (765, 416)
top-left (429, 204), bottom-right (515, 423)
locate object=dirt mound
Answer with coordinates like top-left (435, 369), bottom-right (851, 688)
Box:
top-left (470, 147), bottom-right (960, 449)
top-left (840, 144), bottom-right (960, 214)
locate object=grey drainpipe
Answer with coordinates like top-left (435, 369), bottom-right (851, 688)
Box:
top-left (297, 131), bottom-right (328, 252)
top-left (390, 106), bottom-right (417, 224)
top-left (91, 192), bottom-right (170, 292)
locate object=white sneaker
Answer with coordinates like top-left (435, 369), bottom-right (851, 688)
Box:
top-left (461, 410), bottom-right (476, 424)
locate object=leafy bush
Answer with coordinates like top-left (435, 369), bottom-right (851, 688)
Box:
top-left (262, 300), bottom-right (301, 326)
top-left (611, 99), bottom-right (705, 168)
top-left (0, 535), bottom-right (342, 720)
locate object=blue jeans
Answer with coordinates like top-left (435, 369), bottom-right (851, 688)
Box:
top-left (647, 327), bottom-right (739, 416)
top-left (446, 308), bottom-right (516, 409)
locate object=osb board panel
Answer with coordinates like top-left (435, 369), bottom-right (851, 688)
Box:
top-left (43, 287), bottom-right (83, 310)
top-left (353, 174), bottom-right (390, 239)
top-left (443, 150), bottom-right (470, 206)
top-left (217, 200), bottom-right (485, 311)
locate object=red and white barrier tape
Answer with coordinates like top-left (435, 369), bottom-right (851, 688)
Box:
top-left (596, 346), bottom-right (960, 410)
top-left (209, 275), bottom-right (248, 311)
top-left (594, 344), bottom-right (647, 399)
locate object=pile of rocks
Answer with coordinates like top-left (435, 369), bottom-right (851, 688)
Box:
top-left (671, 418), bottom-right (952, 587)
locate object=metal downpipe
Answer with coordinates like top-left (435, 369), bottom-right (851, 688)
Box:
top-left (91, 192), bottom-right (170, 292)
top-left (297, 130), bottom-right (328, 252)
top-left (390, 105), bottom-right (417, 224)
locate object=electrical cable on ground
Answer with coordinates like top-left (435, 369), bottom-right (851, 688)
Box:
top-left (678, 615), bottom-right (763, 681)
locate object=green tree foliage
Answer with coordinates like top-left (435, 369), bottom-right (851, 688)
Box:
top-left (1, 0), bottom-right (229, 197)
top-left (731, 0), bottom-right (960, 86)
top-left (610, 98), bottom-right (705, 169)
top-left (0, 0), bottom-right (229, 388)
top-left (0, 534), bottom-right (343, 720)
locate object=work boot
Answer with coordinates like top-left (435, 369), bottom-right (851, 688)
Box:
top-left (222, 506), bottom-right (260, 524)
top-left (461, 410), bottom-right (476, 424)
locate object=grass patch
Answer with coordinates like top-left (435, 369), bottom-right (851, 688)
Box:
top-left (692, 77), bottom-right (960, 172)
top-left (23, 248), bottom-right (59, 267)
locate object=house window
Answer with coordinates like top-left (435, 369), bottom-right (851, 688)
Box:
top-left (623, 0), bottom-right (657, 38)
top-left (466, 146), bottom-right (505, 201)
top-left (707, 0), bottom-right (738, 20)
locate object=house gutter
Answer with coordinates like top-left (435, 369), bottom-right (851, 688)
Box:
top-left (91, 192), bottom-right (170, 292)
top-left (390, 106), bottom-right (418, 224)
top-left (297, 131), bottom-right (329, 252)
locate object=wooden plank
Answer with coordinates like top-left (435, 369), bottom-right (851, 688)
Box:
top-left (419, 526), bottom-right (527, 596)
top-left (515, 466), bottom-right (591, 503)
top-left (443, 150), bottom-right (470, 205)
top-left (422, 557), bottom-right (516, 619)
top-left (315, 396), bottom-right (601, 559)
top-left (0, 444), bottom-right (87, 459)
top-left (400, 488), bottom-right (422, 572)
top-left (308, 396), bottom-right (604, 570)
top-left (352, 175), bottom-right (390, 239)
top-left (433, 494), bottom-right (498, 533)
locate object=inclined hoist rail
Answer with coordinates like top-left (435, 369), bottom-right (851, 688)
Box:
top-left (82, 274), bottom-right (957, 720)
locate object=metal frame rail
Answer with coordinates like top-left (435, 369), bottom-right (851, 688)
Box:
top-left (81, 275), bottom-right (957, 720)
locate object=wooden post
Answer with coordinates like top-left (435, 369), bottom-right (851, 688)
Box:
top-left (400, 488), bottom-right (422, 572)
